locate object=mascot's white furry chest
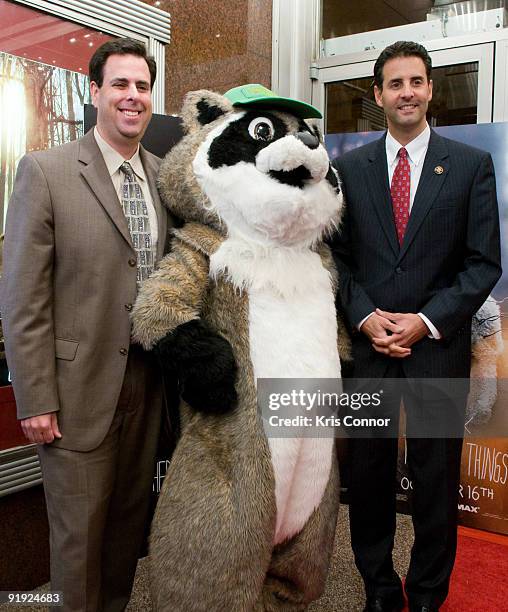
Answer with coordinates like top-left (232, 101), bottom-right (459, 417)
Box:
top-left (210, 238), bottom-right (340, 544)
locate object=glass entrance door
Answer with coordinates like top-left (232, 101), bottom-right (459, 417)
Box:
top-left (312, 43), bottom-right (494, 134)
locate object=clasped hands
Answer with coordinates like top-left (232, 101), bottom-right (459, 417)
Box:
top-left (361, 308), bottom-right (428, 359)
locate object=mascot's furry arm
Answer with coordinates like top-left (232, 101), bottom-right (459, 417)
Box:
top-left (131, 234), bottom-right (237, 414)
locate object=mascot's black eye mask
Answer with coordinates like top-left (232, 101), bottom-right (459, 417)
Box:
top-left (207, 111), bottom-right (316, 170)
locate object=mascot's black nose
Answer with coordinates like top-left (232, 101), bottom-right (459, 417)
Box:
top-left (295, 131), bottom-right (319, 150)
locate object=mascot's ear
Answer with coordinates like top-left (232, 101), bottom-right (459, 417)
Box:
top-left (181, 90), bottom-right (234, 133)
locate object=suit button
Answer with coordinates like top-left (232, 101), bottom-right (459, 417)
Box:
top-left (128, 258), bottom-right (136, 267)
top-left (395, 266), bottom-right (404, 274)
top-left (119, 347), bottom-right (128, 356)
top-left (124, 303), bottom-right (133, 311)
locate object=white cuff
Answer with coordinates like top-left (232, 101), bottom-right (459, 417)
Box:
top-left (358, 311), bottom-right (375, 331)
top-left (418, 312), bottom-right (442, 340)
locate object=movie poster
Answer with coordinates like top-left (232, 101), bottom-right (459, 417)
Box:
top-left (0, 52), bottom-right (91, 232)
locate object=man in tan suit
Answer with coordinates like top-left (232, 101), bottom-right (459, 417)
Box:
top-left (1, 38), bottom-right (171, 611)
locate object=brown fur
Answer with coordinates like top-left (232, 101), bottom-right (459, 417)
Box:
top-left (132, 89), bottom-right (344, 611)
top-left (133, 224), bottom-right (341, 611)
top-left (156, 92), bottom-right (231, 232)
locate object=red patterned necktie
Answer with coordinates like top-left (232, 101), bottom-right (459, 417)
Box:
top-left (391, 147), bottom-right (410, 245)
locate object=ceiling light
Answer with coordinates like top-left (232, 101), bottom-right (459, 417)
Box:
top-left (84, 34), bottom-right (91, 38)
top-left (69, 37), bottom-right (76, 43)
top-left (88, 42), bottom-right (93, 47)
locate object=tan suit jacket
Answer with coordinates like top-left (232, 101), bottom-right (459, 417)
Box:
top-left (0, 129), bottom-right (170, 451)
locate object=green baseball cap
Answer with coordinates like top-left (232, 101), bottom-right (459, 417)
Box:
top-left (224, 83), bottom-right (322, 119)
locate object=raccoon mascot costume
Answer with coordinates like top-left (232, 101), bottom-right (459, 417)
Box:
top-left (131, 84), bottom-right (349, 611)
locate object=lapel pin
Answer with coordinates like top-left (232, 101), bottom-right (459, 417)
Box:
top-left (434, 165), bottom-right (444, 175)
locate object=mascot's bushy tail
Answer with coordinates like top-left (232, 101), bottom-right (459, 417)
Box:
top-left (467, 296), bottom-right (503, 425)
top-left (149, 421), bottom-right (341, 612)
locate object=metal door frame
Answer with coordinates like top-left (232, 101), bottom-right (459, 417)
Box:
top-left (311, 42), bottom-right (495, 131)
top-left (494, 38), bottom-right (508, 121)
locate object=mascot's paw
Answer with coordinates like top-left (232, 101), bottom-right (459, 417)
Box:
top-left (156, 319), bottom-right (238, 414)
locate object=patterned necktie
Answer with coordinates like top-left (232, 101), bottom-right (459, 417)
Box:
top-left (390, 147), bottom-right (410, 245)
top-left (120, 161), bottom-right (154, 285)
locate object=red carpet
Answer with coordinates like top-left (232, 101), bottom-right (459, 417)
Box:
top-left (403, 527), bottom-right (508, 611)
top-left (442, 528), bottom-right (508, 611)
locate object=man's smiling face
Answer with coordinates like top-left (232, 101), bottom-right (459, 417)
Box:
top-left (91, 53), bottom-right (152, 156)
top-left (374, 55), bottom-right (432, 142)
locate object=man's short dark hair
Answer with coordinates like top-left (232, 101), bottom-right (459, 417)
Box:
top-left (89, 38), bottom-right (157, 88)
top-left (374, 41), bottom-right (432, 90)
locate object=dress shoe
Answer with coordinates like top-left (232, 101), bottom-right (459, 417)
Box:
top-left (363, 596), bottom-right (405, 612)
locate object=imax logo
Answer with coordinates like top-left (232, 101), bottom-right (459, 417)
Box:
top-left (458, 504), bottom-right (479, 513)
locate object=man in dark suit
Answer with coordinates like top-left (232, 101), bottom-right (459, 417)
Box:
top-left (1, 39), bottom-right (172, 611)
top-left (331, 41), bottom-right (501, 612)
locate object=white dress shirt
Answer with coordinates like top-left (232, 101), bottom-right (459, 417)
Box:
top-left (359, 124), bottom-right (441, 339)
top-left (93, 127), bottom-right (158, 251)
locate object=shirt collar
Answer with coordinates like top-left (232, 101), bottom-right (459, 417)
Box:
top-left (386, 123), bottom-right (430, 167)
top-left (93, 127), bottom-right (145, 181)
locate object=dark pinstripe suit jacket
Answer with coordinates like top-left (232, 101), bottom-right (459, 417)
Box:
top-left (330, 130), bottom-right (501, 379)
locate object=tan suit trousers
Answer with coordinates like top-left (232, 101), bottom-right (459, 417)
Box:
top-left (38, 345), bottom-right (162, 612)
